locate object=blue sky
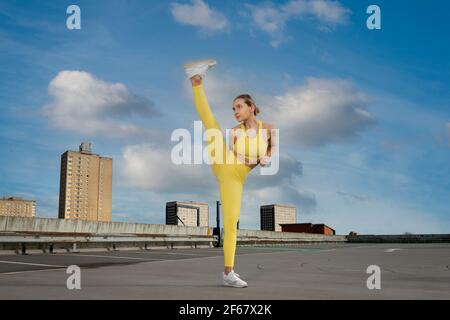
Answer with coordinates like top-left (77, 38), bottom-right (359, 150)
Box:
top-left (0, 0), bottom-right (449, 234)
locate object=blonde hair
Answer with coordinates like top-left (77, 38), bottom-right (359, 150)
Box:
top-left (234, 94), bottom-right (260, 116)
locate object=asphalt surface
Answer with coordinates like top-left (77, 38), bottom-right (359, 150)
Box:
top-left (0, 243), bottom-right (449, 299)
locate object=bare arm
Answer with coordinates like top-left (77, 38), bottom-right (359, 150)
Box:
top-left (266, 124), bottom-right (276, 157)
top-left (228, 127), bottom-right (236, 151)
top-left (259, 123), bottom-right (276, 166)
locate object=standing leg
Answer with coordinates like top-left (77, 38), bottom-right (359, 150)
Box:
top-left (219, 173), bottom-right (244, 268)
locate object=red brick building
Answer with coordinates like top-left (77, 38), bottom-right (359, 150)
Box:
top-left (280, 223), bottom-right (336, 235)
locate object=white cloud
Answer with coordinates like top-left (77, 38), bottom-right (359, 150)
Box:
top-left (249, 183), bottom-right (317, 214)
top-left (245, 152), bottom-right (317, 214)
top-left (120, 144), bottom-right (216, 194)
top-left (119, 141), bottom-right (316, 215)
top-left (41, 70), bottom-right (160, 137)
top-left (171, 0), bottom-right (229, 34)
top-left (245, 3), bottom-right (289, 47)
top-left (184, 72), bottom-right (374, 147)
top-left (336, 190), bottom-right (369, 204)
top-left (269, 77), bottom-right (375, 147)
top-left (250, 5), bottom-right (286, 34)
top-left (245, 0), bottom-right (351, 47)
top-left (306, 0), bottom-right (351, 25)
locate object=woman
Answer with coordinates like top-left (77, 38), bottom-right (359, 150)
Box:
top-left (184, 59), bottom-right (275, 288)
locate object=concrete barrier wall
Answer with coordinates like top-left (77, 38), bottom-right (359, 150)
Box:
top-left (0, 216), bottom-right (347, 242)
top-left (0, 216), bottom-right (211, 236)
top-left (2, 217), bottom-right (449, 247)
top-left (237, 229), bottom-right (346, 242)
top-left (0, 217), bottom-right (7, 231)
top-left (347, 234), bottom-right (450, 243)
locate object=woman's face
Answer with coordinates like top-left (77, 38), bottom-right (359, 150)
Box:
top-left (233, 98), bottom-right (253, 122)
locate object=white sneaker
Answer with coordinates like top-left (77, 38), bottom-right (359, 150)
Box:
top-left (183, 59), bottom-right (217, 79)
top-left (223, 270), bottom-right (248, 288)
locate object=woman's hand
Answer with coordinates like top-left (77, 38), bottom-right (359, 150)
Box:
top-left (259, 156), bottom-right (272, 167)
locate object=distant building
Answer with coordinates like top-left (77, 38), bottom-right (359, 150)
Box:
top-left (281, 223), bottom-right (336, 236)
top-left (166, 201), bottom-right (209, 227)
top-left (0, 196), bottom-right (36, 218)
top-left (260, 204), bottom-right (297, 232)
top-left (58, 142), bottom-right (112, 221)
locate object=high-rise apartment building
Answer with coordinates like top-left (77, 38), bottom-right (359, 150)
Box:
top-left (0, 196), bottom-right (36, 218)
top-left (58, 142), bottom-right (112, 221)
top-left (166, 201), bottom-right (209, 227)
top-left (260, 204), bottom-right (297, 231)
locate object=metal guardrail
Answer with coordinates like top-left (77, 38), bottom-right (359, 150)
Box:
top-left (0, 232), bottom-right (216, 254)
top-left (347, 234), bottom-right (450, 243)
top-left (0, 230), bottom-right (348, 254)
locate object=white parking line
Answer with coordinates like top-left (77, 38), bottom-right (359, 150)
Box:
top-left (127, 251), bottom-right (205, 256)
top-left (56, 253), bottom-right (164, 261)
top-left (169, 250), bottom-right (221, 254)
top-left (0, 268), bottom-right (66, 276)
top-left (385, 248), bottom-right (402, 252)
top-left (0, 260), bottom-right (66, 268)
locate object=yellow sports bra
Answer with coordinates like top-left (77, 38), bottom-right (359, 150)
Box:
top-left (232, 120), bottom-right (269, 160)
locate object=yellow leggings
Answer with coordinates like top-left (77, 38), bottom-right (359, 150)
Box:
top-left (192, 84), bottom-right (252, 268)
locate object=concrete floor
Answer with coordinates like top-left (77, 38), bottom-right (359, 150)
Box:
top-left (0, 243), bottom-right (449, 299)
